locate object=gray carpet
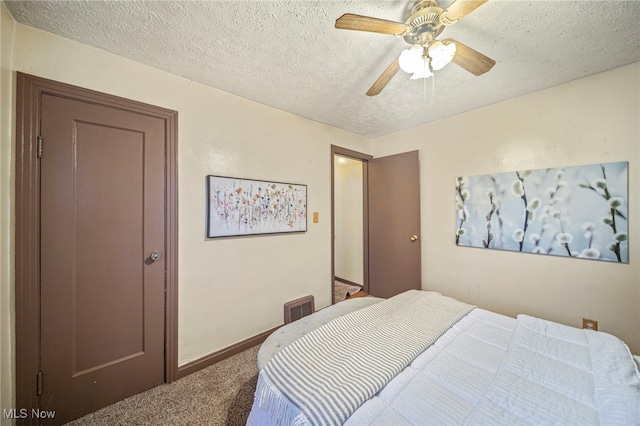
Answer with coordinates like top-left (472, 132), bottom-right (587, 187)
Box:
top-left (67, 345), bottom-right (260, 426)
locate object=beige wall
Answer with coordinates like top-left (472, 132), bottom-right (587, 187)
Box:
top-left (334, 157), bottom-right (364, 284)
top-left (1, 3), bottom-right (16, 424)
top-left (373, 62), bottom-right (640, 354)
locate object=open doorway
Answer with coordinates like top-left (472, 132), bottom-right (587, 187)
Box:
top-left (331, 146), bottom-right (372, 303)
top-left (331, 145), bottom-right (422, 303)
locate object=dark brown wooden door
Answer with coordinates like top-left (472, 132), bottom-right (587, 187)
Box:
top-left (369, 151), bottom-right (421, 298)
top-left (39, 93), bottom-right (166, 424)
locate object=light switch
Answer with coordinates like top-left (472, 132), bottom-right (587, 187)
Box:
top-left (313, 212), bottom-right (319, 223)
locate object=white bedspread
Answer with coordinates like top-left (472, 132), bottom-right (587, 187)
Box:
top-left (344, 311), bottom-right (640, 425)
top-left (249, 300), bottom-right (640, 426)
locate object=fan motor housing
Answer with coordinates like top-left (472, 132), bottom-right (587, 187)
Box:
top-left (404, 3), bottom-right (446, 45)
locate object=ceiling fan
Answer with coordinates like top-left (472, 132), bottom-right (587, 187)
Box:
top-left (335, 0), bottom-right (496, 96)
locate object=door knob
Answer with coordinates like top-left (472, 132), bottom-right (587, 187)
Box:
top-left (410, 235), bottom-right (419, 242)
top-left (150, 251), bottom-right (161, 262)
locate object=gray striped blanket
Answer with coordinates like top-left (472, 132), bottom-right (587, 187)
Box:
top-left (256, 290), bottom-right (475, 425)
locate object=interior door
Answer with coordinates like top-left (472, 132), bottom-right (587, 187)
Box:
top-left (39, 93), bottom-right (166, 424)
top-left (369, 151), bottom-right (421, 298)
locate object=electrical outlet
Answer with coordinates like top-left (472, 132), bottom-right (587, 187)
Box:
top-left (313, 212), bottom-right (319, 223)
top-left (582, 318), bottom-right (598, 331)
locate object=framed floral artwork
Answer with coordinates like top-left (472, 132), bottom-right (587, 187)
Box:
top-left (207, 175), bottom-right (307, 238)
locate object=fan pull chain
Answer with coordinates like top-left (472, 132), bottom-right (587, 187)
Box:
top-left (423, 74), bottom-right (427, 103)
top-left (423, 72), bottom-right (436, 103)
top-left (430, 58), bottom-right (435, 98)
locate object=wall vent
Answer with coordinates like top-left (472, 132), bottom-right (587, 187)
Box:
top-left (284, 295), bottom-right (314, 324)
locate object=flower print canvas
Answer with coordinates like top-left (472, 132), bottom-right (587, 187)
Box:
top-left (207, 176), bottom-right (307, 238)
top-left (455, 161), bottom-right (628, 263)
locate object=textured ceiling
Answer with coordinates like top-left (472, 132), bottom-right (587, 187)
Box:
top-left (4, 0), bottom-right (640, 138)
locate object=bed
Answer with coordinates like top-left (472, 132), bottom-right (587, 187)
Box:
top-left (248, 290), bottom-right (640, 425)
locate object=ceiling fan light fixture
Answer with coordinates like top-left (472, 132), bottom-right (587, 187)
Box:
top-left (334, 0), bottom-right (494, 95)
top-left (398, 44), bottom-right (433, 79)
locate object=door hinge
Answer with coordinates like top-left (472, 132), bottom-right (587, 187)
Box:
top-left (37, 136), bottom-right (43, 158)
top-left (36, 371), bottom-right (43, 395)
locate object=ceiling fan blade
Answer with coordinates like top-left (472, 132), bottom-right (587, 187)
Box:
top-left (336, 13), bottom-right (409, 36)
top-left (443, 0), bottom-right (488, 22)
top-left (444, 39), bottom-right (495, 76)
top-left (367, 58), bottom-right (401, 96)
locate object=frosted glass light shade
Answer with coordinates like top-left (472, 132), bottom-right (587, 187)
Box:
top-left (398, 41), bottom-right (456, 80)
top-left (398, 45), bottom-right (433, 79)
top-left (428, 41), bottom-right (456, 71)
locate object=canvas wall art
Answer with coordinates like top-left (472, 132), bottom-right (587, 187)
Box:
top-left (455, 161), bottom-right (628, 263)
top-left (207, 175), bottom-right (307, 238)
